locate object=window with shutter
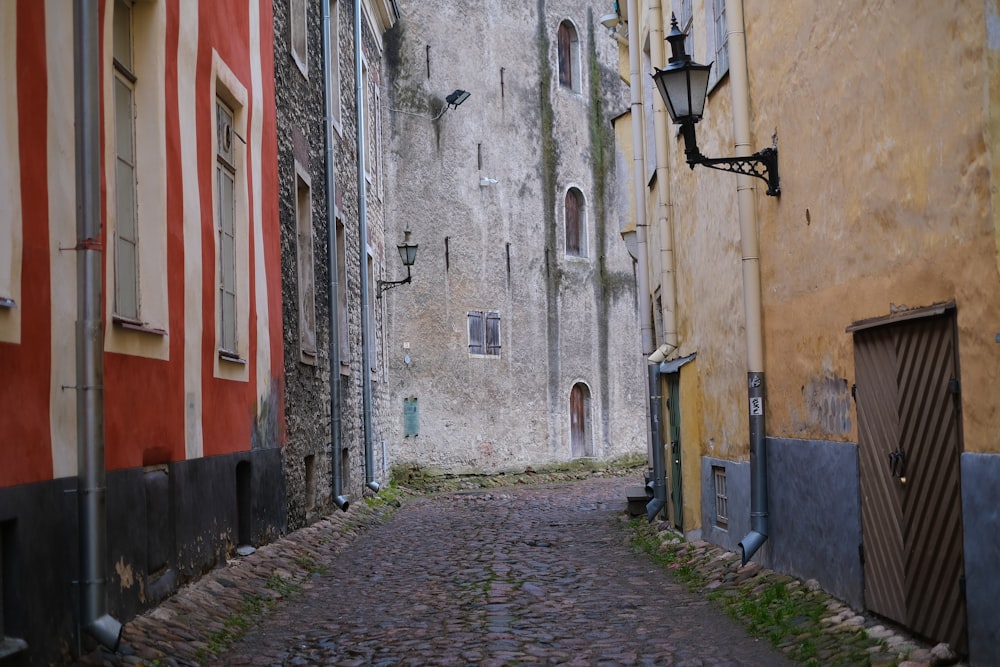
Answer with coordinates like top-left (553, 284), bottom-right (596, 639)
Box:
top-left (468, 311), bottom-right (485, 355)
top-left (565, 188), bottom-right (586, 257)
top-left (486, 312), bottom-right (501, 356)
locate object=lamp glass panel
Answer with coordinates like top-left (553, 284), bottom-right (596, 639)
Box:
top-left (398, 243), bottom-right (418, 266)
top-left (687, 65), bottom-right (712, 119)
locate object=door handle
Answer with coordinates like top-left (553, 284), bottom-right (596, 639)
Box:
top-left (888, 449), bottom-right (907, 485)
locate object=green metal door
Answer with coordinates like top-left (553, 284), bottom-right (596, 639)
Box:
top-left (667, 373), bottom-right (682, 531)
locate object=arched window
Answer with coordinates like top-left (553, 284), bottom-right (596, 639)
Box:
top-left (557, 20), bottom-right (580, 92)
top-left (565, 187), bottom-right (586, 257)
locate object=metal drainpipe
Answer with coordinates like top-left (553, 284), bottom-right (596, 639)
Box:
top-left (726, 0), bottom-right (769, 565)
top-left (354, 0), bottom-right (379, 493)
top-left (648, 0), bottom-right (678, 357)
top-left (323, 0), bottom-right (348, 511)
top-left (74, 0), bottom-right (121, 649)
top-left (623, 0), bottom-right (664, 520)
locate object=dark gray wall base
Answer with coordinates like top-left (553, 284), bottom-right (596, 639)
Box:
top-left (700, 457), bottom-right (752, 555)
top-left (763, 438), bottom-right (863, 609)
top-left (701, 439), bottom-right (863, 609)
top-left (961, 452), bottom-right (1000, 667)
top-left (0, 448), bottom-right (286, 666)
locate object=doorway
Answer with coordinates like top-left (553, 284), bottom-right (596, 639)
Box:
top-left (570, 382), bottom-right (593, 458)
top-left (852, 305), bottom-right (966, 651)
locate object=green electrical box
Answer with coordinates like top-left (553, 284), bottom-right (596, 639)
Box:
top-left (404, 397), bottom-right (419, 437)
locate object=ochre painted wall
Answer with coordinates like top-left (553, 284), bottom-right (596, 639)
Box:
top-left (743, 2), bottom-right (1000, 455)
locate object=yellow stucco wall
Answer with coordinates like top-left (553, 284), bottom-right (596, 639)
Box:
top-left (742, 1), bottom-right (1000, 454)
top-left (623, 0), bottom-right (1000, 464)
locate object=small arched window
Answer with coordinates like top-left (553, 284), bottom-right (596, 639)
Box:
top-left (557, 20), bottom-right (580, 92)
top-left (565, 187), bottom-right (586, 257)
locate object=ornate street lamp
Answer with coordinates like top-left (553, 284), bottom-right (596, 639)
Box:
top-left (651, 15), bottom-right (780, 196)
top-left (377, 230), bottom-right (418, 298)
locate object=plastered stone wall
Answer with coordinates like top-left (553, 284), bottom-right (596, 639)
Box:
top-left (275, 0), bottom-right (392, 525)
top-left (381, 0), bottom-right (647, 474)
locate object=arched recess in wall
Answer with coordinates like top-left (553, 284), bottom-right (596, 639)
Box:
top-left (564, 186), bottom-right (587, 257)
top-left (569, 382), bottom-right (594, 458)
top-left (557, 20), bottom-right (581, 93)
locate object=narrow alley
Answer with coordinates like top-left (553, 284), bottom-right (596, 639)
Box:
top-left (166, 477), bottom-right (790, 666)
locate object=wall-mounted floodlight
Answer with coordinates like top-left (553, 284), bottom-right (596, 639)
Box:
top-left (389, 89), bottom-right (472, 121)
top-left (446, 89), bottom-right (471, 109)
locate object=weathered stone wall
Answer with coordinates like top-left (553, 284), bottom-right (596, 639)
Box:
top-left (274, 0), bottom-right (334, 528)
top-left (381, 1), bottom-right (647, 474)
top-left (275, 0), bottom-right (393, 524)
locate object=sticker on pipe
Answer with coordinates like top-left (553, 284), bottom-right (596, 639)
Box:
top-left (749, 397), bottom-right (763, 416)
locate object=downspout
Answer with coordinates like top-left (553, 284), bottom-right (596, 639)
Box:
top-left (623, 0), bottom-right (664, 520)
top-left (727, 0), bottom-right (769, 565)
top-left (354, 0), bottom-right (379, 493)
top-left (324, 0), bottom-right (348, 510)
top-left (642, 0), bottom-right (678, 522)
top-left (649, 0), bottom-right (678, 357)
top-left (74, 0), bottom-right (122, 649)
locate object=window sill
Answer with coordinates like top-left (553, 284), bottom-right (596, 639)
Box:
top-left (300, 349), bottom-right (318, 366)
top-left (113, 315), bottom-right (167, 336)
top-left (0, 296), bottom-right (15, 309)
top-left (218, 350), bottom-right (247, 364)
top-left (340, 361), bottom-right (351, 376)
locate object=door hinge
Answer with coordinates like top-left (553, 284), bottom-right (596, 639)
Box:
top-left (858, 543), bottom-right (865, 565)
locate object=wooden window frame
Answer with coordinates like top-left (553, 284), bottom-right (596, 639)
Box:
top-left (294, 164), bottom-right (317, 364)
top-left (290, 0), bottom-right (308, 78)
top-left (468, 310), bottom-right (501, 358)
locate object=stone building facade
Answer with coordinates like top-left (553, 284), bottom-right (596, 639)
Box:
top-left (381, 1), bottom-right (648, 474)
top-left (275, 0), bottom-right (398, 528)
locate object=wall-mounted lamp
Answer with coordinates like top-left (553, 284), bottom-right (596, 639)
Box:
top-left (445, 89), bottom-right (471, 109)
top-left (377, 230), bottom-right (418, 298)
top-left (389, 89), bottom-right (472, 122)
top-left (651, 15), bottom-right (780, 196)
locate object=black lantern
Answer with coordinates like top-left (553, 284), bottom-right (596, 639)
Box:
top-left (377, 231), bottom-right (418, 298)
top-left (651, 15), bottom-right (780, 196)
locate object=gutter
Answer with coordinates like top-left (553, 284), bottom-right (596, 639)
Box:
top-left (725, 0), bottom-right (769, 565)
top-left (623, 0), bottom-right (659, 518)
top-left (354, 0), bottom-right (379, 493)
top-left (74, 0), bottom-right (121, 649)
top-left (323, 0), bottom-right (348, 510)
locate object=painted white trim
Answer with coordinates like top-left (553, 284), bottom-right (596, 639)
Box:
top-left (179, 1), bottom-right (203, 460)
top-left (46, 0), bottom-right (78, 478)
top-left (210, 49), bottom-right (250, 383)
top-left (103, 0), bottom-right (170, 359)
top-left (250, 0), bottom-right (273, 403)
top-left (0, 1), bottom-right (23, 344)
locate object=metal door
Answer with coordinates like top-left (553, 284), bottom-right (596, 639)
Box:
top-left (853, 308), bottom-right (966, 651)
top-left (667, 373), bottom-right (682, 531)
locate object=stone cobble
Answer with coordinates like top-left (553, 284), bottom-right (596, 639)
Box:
top-left (210, 477), bottom-right (793, 666)
top-left (73, 469), bottom-right (962, 666)
top-left (78, 475), bottom-right (792, 666)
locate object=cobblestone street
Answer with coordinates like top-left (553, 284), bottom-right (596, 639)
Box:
top-left (207, 477), bottom-right (791, 666)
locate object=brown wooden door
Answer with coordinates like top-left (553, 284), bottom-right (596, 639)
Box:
top-left (570, 383), bottom-right (589, 458)
top-left (853, 309), bottom-right (966, 651)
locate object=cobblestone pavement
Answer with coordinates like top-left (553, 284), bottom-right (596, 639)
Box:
top-left (207, 478), bottom-right (793, 666)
